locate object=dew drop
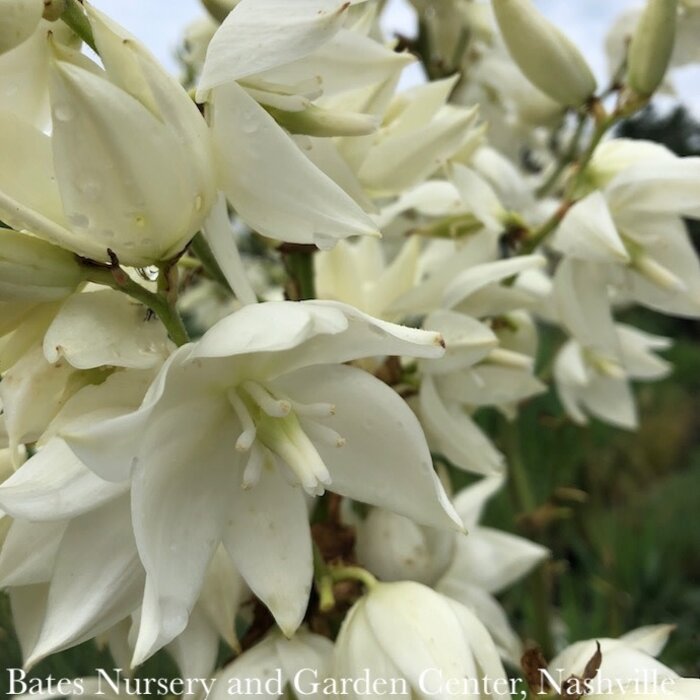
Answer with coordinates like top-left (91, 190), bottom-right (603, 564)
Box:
top-left (142, 265), bottom-right (159, 281)
top-left (194, 194), bottom-right (204, 212)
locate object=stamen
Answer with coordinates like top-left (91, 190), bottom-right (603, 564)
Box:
top-left (634, 255), bottom-right (686, 293)
top-left (302, 420), bottom-right (347, 448)
top-left (241, 380), bottom-right (291, 417)
top-left (241, 444), bottom-right (265, 490)
top-left (228, 390), bottom-right (257, 452)
top-left (485, 348), bottom-right (534, 371)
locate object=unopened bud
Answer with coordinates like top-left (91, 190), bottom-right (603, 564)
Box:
top-left (267, 104), bottom-right (380, 138)
top-left (626, 0), bottom-right (678, 97)
top-left (0, 0), bottom-right (43, 54)
top-left (492, 0), bottom-right (597, 107)
top-left (0, 231), bottom-right (83, 301)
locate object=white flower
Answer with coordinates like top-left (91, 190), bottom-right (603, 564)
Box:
top-left (340, 77), bottom-right (482, 197)
top-left (552, 142), bottom-right (700, 359)
top-left (0, 288), bottom-right (173, 462)
top-left (194, 0), bottom-right (420, 249)
top-left (198, 0), bottom-right (371, 93)
top-left (554, 324), bottom-right (671, 429)
top-left (60, 301), bottom-right (461, 662)
top-left (0, 397), bottom-right (244, 669)
top-left (0, 0), bottom-right (43, 56)
top-left (0, 7), bottom-right (217, 266)
top-left (315, 236), bottom-right (421, 320)
top-left (355, 474), bottom-right (548, 663)
top-left (549, 625), bottom-right (679, 690)
top-left (0, 230), bottom-right (83, 302)
top-left (334, 581), bottom-right (510, 700)
top-left (210, 628), bottom-right (333, 700)
top-left (209, 81), bottom-right (379, 250)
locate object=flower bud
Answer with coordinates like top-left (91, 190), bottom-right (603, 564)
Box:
top-left (492, 0), bottom-right (597, 107)
top-left (626, 0), bottom-right (678, 97)
top-left (38, 6), bottom-right (216, 267)
top-left (335, 582), bottom-right (509, 699)
top-left (267, 103), bottom-right (380, 137)
top-left (355, 507), bottom-right (456, 586)
top-left (0, 0), bottom-right (43, 55)
top-left (0, 230), bottom-right (83, 301)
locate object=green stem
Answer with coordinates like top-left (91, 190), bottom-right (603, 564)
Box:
top-left (61, 0), bottom-right (97, 52)
top-left (189, 233), bottom-right (232, 292)
top-left (82, 263), bottom-right (189, 347)
top-left (329, 565), bottom-right (378, 590)
top-left (313, 545), bottom-right (335, 613)
top-left (565, 116), bottom-right (616, 200)
top-left (536, 111), bottom-right (588, 199)
top-left (503, 421), bottom-right (554, 659)
top-left (523, 112), bottom-right (619, 254)
top-left (283, 249), bottom-right (316, 300)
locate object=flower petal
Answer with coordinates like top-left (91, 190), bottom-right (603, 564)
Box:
top-left (419, 376), bottom-right (505, 476)
top-left (436, 581), bottom-right (522, 664)
top-left (26, 495), bottom-right (144, 667)
top-left (366, 582), bottom-right (470, 694)
top-left (49, 59), bottom-right (197, 265)
top-left (167, 605), bottom-right (220, 682)
top-left (552, 192), bottom-right (629, 263)
top-left (452, 474), bottom-right (506, 529)
top-left (201, 194), bottom-right (258, 305)
top-left (0, 110), bottom-right (69, 239)
top-left (224, 464), bottom-right (313, 637)
top-left (43, 289), bottom-right (174, 370)
top-left (442, 255), bottom-right (547, 310)
top-left (449, 163), bottom-right (506, 232)
top-left (0, 437), bottom-right (127, 521)
top-left (275, 364), bottom-right (462, 531)
top-left (211, 81), bottom-right (378, 248)
top-left (198, 0), bottom-right (363, 94)
top-left (0, 520), bottom-right (65, 587)
top-left (131, 398), bottom-right (239, 666)
top-left (199, 545), bottom-right (246, 651)
top-left (334, 602), bottom-right (408, 697)
top-left (445, 527), bottom-right (549, 594)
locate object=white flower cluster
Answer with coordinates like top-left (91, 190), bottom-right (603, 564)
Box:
top-left (0, 0), bottom-right (699, 696)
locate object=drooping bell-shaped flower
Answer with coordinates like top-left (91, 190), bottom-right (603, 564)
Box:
top-left (334, 581), bottom-right (510, 700)
top-left (0, 6), bottom-right (217, 267)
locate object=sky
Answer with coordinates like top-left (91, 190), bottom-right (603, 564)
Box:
top-left (90, 0), bottom-right (697, 111)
